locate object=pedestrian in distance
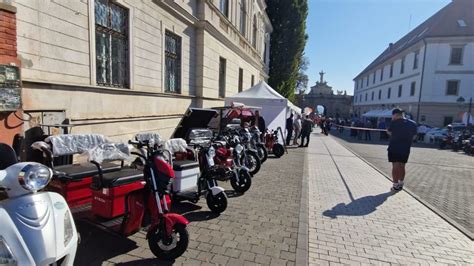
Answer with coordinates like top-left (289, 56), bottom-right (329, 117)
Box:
top-left (286, 113), bottom-right (294, 146)
top-left (365, 120), bottom-right (372, 141)
top-left (293, 114), bottom-right (302, 146)
top-left (299, 115), bottom-right (313, 147)
top-left (387, 108), bottom-right (417, 191)
top-left (417, 124), bottom-right (428, 142)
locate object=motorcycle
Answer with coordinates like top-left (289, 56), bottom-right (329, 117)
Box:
top-left (0, 143), bottom-right (78, 265)
top-left (161, 131), bottom-right (228, 214)
top-left (439, 133), bottom-right (455, 149)
top-left (265, 128), bottom-right (285, 158)
top-left (249, 127), bottom-right (268, 163)
top-left (213, 140), bottom-right (252, 193)
top-left (463, 136), bottom-right (474, 155)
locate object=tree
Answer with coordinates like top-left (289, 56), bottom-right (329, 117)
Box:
top-left (296, 56), bottom-right (310, 94)
top-left (266, 0), bottom-right (308, 102)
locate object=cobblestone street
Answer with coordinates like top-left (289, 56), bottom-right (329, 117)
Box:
top-left (75, 149), bottom-right (306, 265)
top-left (307, 133), bottom-right (473, 265)
top-left (330, 129), bottom-right (474, 236)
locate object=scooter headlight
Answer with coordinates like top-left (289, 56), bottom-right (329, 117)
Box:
top-left (64, 210), bottom-right (74, 247)
top-left (18, 164), bottom-right (52, 192)
top-left (0, 236), bottom-right (16, 266)
top-left (208, 147), bottom-right (216, 158)
top-left (235, 144), bottom-right (244, 154)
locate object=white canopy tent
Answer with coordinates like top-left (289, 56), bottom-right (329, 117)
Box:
top-left (225, 81), bottom-right (299, 132)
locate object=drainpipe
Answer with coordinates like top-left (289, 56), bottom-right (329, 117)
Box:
top-left (416, 39), bottom-right (428, 123)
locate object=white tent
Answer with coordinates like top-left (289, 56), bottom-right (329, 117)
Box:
top-left (225, 81), bottom-right (298, 132)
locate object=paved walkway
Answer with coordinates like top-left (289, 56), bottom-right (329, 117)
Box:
top-left (307, 133), bottom-right (473, 265)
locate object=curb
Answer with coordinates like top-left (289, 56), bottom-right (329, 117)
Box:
top-left (332, 136), bottom-right (474, 241)
top-left (295, 147), bottom-right (309, 266)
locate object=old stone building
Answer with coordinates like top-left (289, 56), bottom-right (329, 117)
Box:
top-left (297, 71), bottom-right (353, 119)
top-left (0, 0), bottom-right (272, 144)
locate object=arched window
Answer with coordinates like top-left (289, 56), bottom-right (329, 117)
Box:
top-left (240, 0), bottom-right (246, 35)
top-left (252, 14), bottom-right (257, 48)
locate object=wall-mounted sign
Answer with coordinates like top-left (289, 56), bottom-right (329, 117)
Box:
top-left (0, 65), bottom-right (21, 111)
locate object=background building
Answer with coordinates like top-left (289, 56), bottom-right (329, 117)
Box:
top-left (298, 71), bottom-right (353, 119)
top-left (0, 0), bottom-right (272, 145)
top-left (352, 0), bottom-right (473, 127)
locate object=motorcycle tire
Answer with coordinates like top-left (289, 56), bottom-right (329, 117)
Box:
top-left (230, 170), bottom-right (252, 193)
top-left (256, 144), bottom-right (268, 163)
top-left (272, 143), bottom-right (285, 158)
top-left (243, 151), bottom-right (261, 175)
top-left (206, 191), bottom-right (228, 214)
top-left (148, 224), bottom-right (189, 260)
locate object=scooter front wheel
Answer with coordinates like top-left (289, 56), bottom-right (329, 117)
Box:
top-left (273, 143), bottom-right (285, 158)
top-left (257, 144), bottom-right (268, 163)
top-left (206, 191), bottom-right (227, 214)
top-left (148, 224), bottom-right (189, 260)
top-left (230, 170), bottom-right (252, 193)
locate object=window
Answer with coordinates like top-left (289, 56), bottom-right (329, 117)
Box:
top-left (164, 31), bottom-right (182, 93)
top-left (366, 76), bottom-right (369, 86)
top-left (365, 93), bottom-right (368, 101)
top-left (398, 85), bottom-right (402, 97)
top-left (95, 0), bottom-right (129, 88)
top-left (449, 47), bottom-right (463, 65)
top-left (443, 116), bottom-right (453, 126)
top-left (355, 95), bottom-right (357, 103)
top-left (238, 68), bottom-right (243, 92)
top-left (387, 87), bottom-right (391, 99)
top-left (360, 79), bottom-right (363, 88)
top-left (413, 51), bottom-right (419, 69)
top-left (389, 63), bottom-right (393, 78)
top-left (372, 73), bottom-right (375, 84)
top-left (378, 90), bottom-right (381, 100)
top-left (371, 91), bottom-right (374, 100)
top-left (380, 68), bottom-right (383, 81)
top-left (446, 80), bottom-right (459, 96)
top-left (219, 57), bottom-right (226, 98)
top-left (219, 0), bottom-right (229, 17)
top-left (252, 15), bottom-right (258, 48)
top-left (251, 75), bottom-right (255, 86)
top-left (359, 94), bottom-right (362, 102)
top-left (410, 81), bottom-right (416, 96)
top-left (240, 0), bottom-right (246, 35)
top-left (400, 56), bottom-right (405, 74)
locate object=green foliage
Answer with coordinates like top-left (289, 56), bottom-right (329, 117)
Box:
top-left (266, 0), bottom-right (308, 102)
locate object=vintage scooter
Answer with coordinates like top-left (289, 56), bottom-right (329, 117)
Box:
top-left (0, 143), bottom-right (78, 265)
top-left (249, 127), bottom-right (268, 163)
top-left (265, 128), bottom-right (286, 158)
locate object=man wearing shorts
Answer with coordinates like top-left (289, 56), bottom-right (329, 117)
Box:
top-left (387, 108), bottom-right (417, 191)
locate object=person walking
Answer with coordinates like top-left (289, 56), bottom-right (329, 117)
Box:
top-left (286, 113), bottom-right (294, 146)
top-left (365, 120), bottom-right (372, 141)
top-left (299, 115), bottom-right (313, 147)
top-left (387, 108), bottom-right (417, 191)
top-left (293, 114), bottom-right (302, 145)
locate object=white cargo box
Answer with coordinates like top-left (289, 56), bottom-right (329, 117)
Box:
top-left (172, 160), bottom-right (200, 192)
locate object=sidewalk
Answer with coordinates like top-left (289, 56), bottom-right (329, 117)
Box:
top-left (306, 133), bottom-right (473, 265)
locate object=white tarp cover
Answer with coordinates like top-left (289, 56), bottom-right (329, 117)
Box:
top-left (362, 109), bottom-right (393, 118)
top-left (225, 81), bottom-right (292, 132)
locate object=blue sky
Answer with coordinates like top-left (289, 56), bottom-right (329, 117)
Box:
top-left (304, 0), bottom-right (451, 95)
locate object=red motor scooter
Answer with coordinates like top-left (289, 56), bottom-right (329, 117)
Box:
top-left (34, 135), bottom-right (189, 260)
top-left (264, 128), bottom-right (286, 158)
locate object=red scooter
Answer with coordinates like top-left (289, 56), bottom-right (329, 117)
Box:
top-left (33, 134), bottom-right (189, 260)
top-left (265, 128), bottom-right (286, 158)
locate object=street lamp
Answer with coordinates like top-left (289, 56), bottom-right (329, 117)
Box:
top-left (457, 96), bottom-right (472, 127)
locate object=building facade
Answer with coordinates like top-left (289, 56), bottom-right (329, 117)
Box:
top-left (0, 0), bottom-right (272, 144)
top-left (298, 71), bottom-right (353, 119)
top-left (352, 0), bottom-right (474, 127)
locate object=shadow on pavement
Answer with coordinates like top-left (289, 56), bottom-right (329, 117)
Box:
top-left (225, 189), bottom-right (244, 198)
top-left (172, 202), bottom-right (220, 222)
top-left (323, 191), bottom-right (395, 218)
top-left (330, 130), bottom-right (437, 149)
top-left (75, 222), bottom-right (138, 265)
top-left (116, 258), bottom-right (174, 266)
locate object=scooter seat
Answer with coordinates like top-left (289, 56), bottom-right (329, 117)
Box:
top-left (173, 160), bottom-right (199, 171)
top-left (92, 168), bottom-right (144, 188)
top-left (54, 162), bottom-right (121, 181)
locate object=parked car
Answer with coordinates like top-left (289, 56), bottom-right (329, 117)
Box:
top-left (424, 128), bottom-right (447, 144)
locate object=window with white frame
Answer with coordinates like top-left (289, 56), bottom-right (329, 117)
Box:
top-left (410, 81), bottom-right (416, 96)
top-left (219, 0), bottom-right (229, 17)
top-left (446, 80), bottom-right (459, 96)
top-left (449, 46), bottom-right (464, 65)
top-left (240, 1), bottom-right (247, 35)
top-left (378, 89), bottom-right (381, 100)
top-left (388, 87), bottom-right (391, 99)
top-left (389, 62), bottom-right (393, 78)
top-left (413, 50), bottom-right (419, 69)
top-left (398, 85), bottom-right (402, 97)
top-left (372, 72), bottom-right (375, 84)
top-left (371, 91), bottom-right (374, 101)
top-left (380, 68), bottom-right (383, 81)
top-left (95, 0), bottom-right (129, 88)
top-left (400, 56), bottom-right (405, 74)
top-left (252, 15), bottom-right (258, 48)
top-left (165, 31), bottom-right (182, 93)
top-left (219, 57), bottom-right (227, 98)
